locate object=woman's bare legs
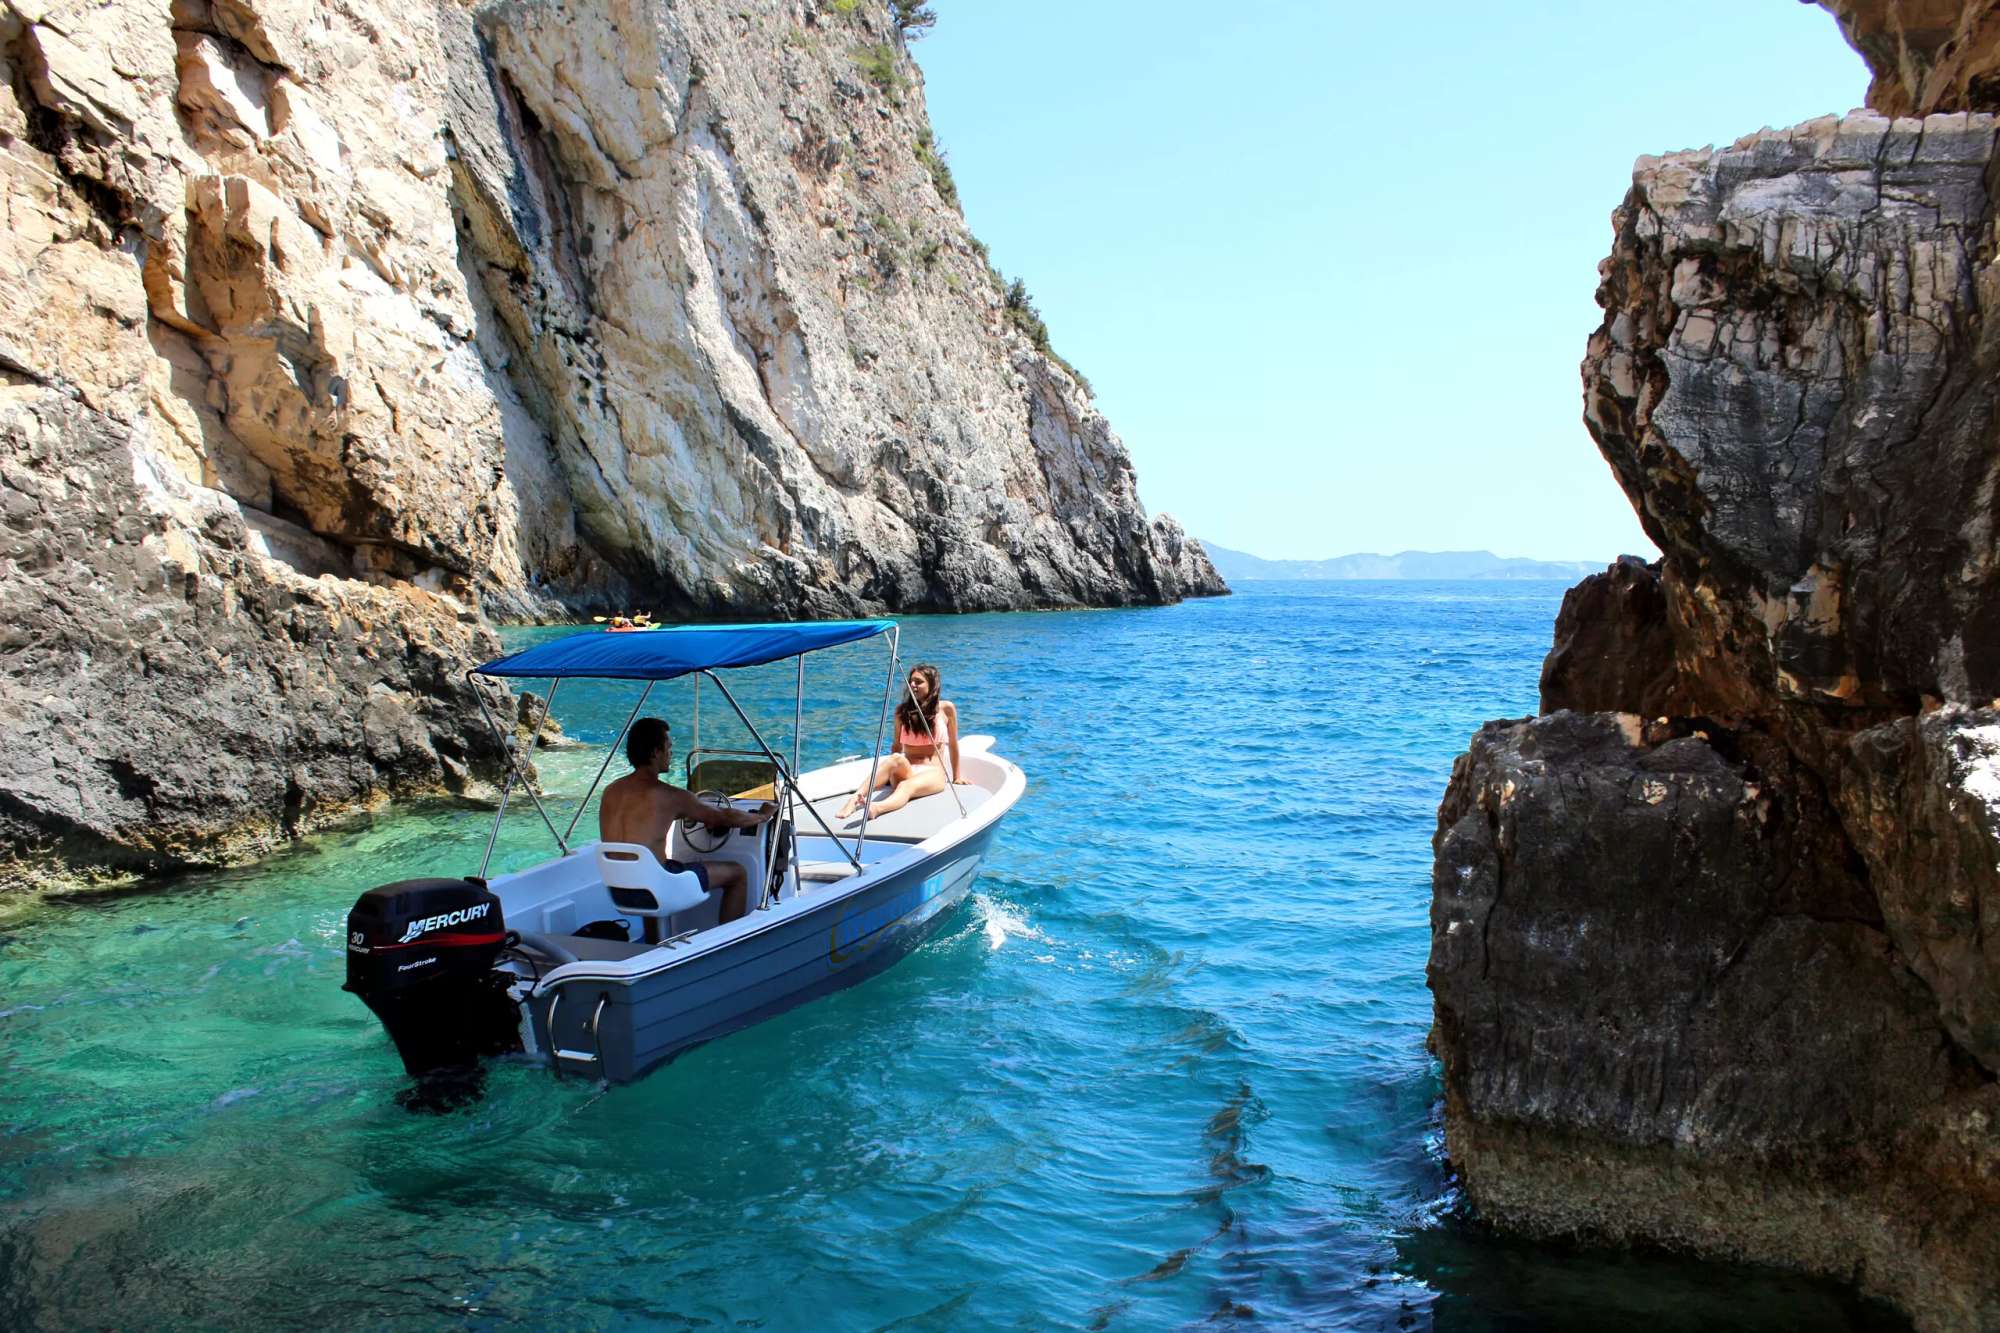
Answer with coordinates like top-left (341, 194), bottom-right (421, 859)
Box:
top-left (865, 760), bottom-right (946, 817)
top-left (836, 754), bottom-right (911, 818)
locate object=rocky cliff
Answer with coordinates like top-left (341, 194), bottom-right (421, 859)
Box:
top-left (1818, 0), bottom-right (2000, 116)
top-left (1429, 11), bottom-right (2000, 1330)
top-left (0, 0), bottom-right (1220, 889)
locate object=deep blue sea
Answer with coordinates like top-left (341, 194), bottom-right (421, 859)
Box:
top-left (0, 583), bottom-right (1902, 1329)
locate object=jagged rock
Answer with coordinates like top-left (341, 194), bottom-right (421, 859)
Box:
top-left (446, 0), bottom-right (1223, 612)
top-left (1145, 513), bottom-right (1223, 602)
top-left (514, 689), bottom-right (568, 749)
top-left (1432, 712), bottom-right (2000, 1330)
top-left (1435, 36), bottom-right (2000, 1327)
top-left (1816, 0), bottom-right (2000, 115)
top-left (1538, 556), bottom-right (1691, 717)
top-left (1584, 110), bottom-right (2000, 725)
top-left (0, 0), bottom-right (1219, 887)
top-left (1840, 706), bottom-right (2000, 1074)
top-left (0, 391), bottom-right (508, 888)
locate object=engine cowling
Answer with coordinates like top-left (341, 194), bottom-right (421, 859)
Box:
top-left (343, 877), bottom-right (521, 1084)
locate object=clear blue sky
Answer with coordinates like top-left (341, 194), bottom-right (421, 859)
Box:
top-left (910, 2), bottom-right (1870, 562)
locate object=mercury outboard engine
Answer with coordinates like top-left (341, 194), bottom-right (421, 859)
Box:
top-left (343, 878), bottom-right (522, 1092)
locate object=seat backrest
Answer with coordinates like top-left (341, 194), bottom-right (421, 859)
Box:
top-left (595, 843), bottom-right (709, 915)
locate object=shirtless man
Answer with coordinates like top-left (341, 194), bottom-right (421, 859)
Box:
top-left (598, 717), bottom-right (773, 924)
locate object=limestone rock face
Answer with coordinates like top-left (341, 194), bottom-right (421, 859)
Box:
top-left (1537, 556), bottom-right (1689, 718)
top-left (1432, 98), bottom-right (2000, 1332)
top-left (0, 0), bottom-right (528, 885)
top-left (1433, 713), bottom-right (2000, 1330)
top-left (0, 391), bottom-right (509, 883)
top-left (1840, 707), bottom-right (2000, 1074)
top-left (0, 0), bottom-right (1216, 886)
top-left (1816, 0), bottom-right (2000, 115)
top-left (444, 0), bottom-right (1220, 613)
top-left (1584, 112), bottom-right (2000, 724)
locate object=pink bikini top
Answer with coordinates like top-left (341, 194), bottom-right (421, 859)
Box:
top-left (898, 705), bottom-right (948, 751)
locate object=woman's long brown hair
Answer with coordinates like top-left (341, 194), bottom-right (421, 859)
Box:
top-left (896, 663), bottom-right (942, 740)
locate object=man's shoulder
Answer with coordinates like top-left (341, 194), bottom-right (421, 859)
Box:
top-left (605, 773), bottom-right (671, 802)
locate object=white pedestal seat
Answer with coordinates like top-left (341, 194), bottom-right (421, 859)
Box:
top-left (595, 843), bottom-right (713, 943)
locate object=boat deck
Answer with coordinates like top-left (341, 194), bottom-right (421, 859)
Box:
top-left (794, 782), bottom-right (993, 843)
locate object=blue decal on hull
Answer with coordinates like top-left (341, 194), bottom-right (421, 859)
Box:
top-left (829, 871), bottom-right (945, 967)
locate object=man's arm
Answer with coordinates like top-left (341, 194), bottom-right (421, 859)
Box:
top-left (714, 802), bottom-right (776, 829)
top-left (666, 786), bottom-right (773, 829)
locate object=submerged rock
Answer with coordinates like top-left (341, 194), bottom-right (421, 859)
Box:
top-left (1433, 9), bottom-right (2000, 1327)
top-left (0, 0), bottom-right (1221, 888)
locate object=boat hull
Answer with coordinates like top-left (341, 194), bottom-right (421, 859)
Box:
top-left (529, 821), bottom-right (996, 1083)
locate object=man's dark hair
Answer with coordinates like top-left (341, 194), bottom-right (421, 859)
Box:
top-left (627, 717), bottom-right (669, 768)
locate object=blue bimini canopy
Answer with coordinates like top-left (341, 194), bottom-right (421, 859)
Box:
top-left (473, 620), bottom-right (894, 682)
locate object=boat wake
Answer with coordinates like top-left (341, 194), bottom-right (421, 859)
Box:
top-left (971, 893), bottom-right (1046, 952)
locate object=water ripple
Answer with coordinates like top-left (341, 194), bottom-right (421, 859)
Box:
top-left (0, 584), bottom-right (1905, 1329)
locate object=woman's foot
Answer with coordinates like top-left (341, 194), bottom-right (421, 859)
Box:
top-left (835, 795), bottom-right (863, 819)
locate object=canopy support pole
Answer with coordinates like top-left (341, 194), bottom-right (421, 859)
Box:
top-left (563, 679), bottom-right (655, 843)
top-left (468, 672), bottom-right (570, 861)
top-left (789, 656), bottom-right (806, 903)
top-left (478, 771), bottom-right (514, 880)
top-left (853, 627), bottom-right (899, 863)
top-left (700, 670), bottom-right (861, 871)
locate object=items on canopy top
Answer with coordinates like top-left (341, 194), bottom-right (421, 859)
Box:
top-left (473, 620), bottom-right (894, 682)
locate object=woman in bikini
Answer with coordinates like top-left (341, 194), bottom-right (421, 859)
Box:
top-left (835, 662), bottom-right (966, 820)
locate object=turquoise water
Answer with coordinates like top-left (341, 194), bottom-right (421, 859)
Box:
top-left (0, 583), bottom-right (1901, 1330)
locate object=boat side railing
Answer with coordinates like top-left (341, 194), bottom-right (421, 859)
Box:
top-left (850, 626), bottom-right (900, 863)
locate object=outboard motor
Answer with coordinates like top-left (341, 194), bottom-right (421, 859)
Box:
top-left (343, 878), bottom-right (522, 1087)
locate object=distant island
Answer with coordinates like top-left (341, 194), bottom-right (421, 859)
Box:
top-left (1199, 542), bottom-right (1605, 582)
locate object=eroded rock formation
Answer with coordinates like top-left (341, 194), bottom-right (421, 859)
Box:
top-left (1817, 0), bottom-right (2000, 115)
top-left (1431, 15), bottom-right (2000, 1330)
top-left (0, 0), bottom-right (1220, 888)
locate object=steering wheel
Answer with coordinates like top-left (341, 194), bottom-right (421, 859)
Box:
top-left (680, 789), bottom-right (733, 853)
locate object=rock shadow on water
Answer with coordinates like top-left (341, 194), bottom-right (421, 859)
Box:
top-left (1391, 1211), bottom-right (1910, 1332)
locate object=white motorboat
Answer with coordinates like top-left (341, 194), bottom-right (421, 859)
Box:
top-left (341, 620), bottom-right (1024, 1090)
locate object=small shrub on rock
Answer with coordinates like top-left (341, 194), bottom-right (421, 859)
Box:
top-left (856, 43), bottom-right (903, 94)
top-left (914, 130), bottom-right (959, 207)
top-left (891, 0), bottom-right (937, 39)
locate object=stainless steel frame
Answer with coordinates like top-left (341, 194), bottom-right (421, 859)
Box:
top-left (853, 626), bottom-right (901, 861)
top-left (470, 672), bottom-right (569, 876)
top-left (562, 680), bottom-right (655, 842)
top-left (469, 627), bottom-right (904, 880)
